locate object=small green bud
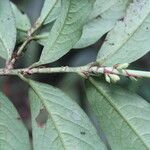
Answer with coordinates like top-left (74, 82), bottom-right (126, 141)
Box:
top-left (108, 74), bottom-right (120, 83)
top-left (115, 63), bottom-right (129, 69)
top-left (105, 74), bottom-right (111, 83)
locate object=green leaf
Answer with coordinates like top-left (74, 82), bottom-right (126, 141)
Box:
top-left (35, 23), bottom-right (54, 46)
top-left (0, 92), bottom-right (30, 150)
top-left (43, 0), bottom-right (61, 25)
top-left (35, 32), bottom-right (49, 46)
top-left (36, 0), bottom-right (130, 49)
top-left (0, 0), bottom-right (16, 59)
top-left (11, 2), bottom-right (31, 33)
top-left (74, 0), bottom-right (130, 48)
top-left (38, 0), bottom-right (60, 25)
top-left (29, 80), bottom-right (106, 150)
top-left (37, 0), bottom-right (94, 65)
top-left (86, 77), bottom-right (150, 150)
top-left (89, 0), bottom-right (117, 20)
top-left (97, 0), bottom-right (150, 66)
top-left (11, 2), bottom-right (31, 43)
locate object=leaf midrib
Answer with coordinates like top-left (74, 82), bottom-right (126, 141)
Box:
top-left (30, 84), bottom-right (67, 150)
top-left (89, 78), bottom-right (149, 150)
top-left (40, 0), bottom-right (89, 63)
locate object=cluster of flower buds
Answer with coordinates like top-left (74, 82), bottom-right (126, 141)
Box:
top-left (105, 74), bottom-right (120, 83)
top-left (105, 63), bottom-right (130, 83)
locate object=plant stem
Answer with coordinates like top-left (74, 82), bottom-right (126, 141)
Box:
top-left (0, 66), bottom-right (150, 78)
top-left (5, 20), bottom-right (42, 69)
top-left (32, 33), bottom-right (48, 41)
top-left (6, 38), bottom-right (32, 69)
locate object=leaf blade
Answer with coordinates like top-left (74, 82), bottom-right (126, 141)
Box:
top-left (86, 78), bottom-right (150, 150)
top-left (11, 2), bottom-right (31, 43)
top-left (29, 80), bottom-right (106, 150)
top-left (43, 0), bottom-right (61, 25)
top-left (0, 92), bottom-right (30, 150)
top-left (38, 0), bottom-right (94, 65)
top-left (89, 0), bottom-right (117, 20)
top-left (38, 0), bottom-right (59, 24)
top-left (97, 0), bottom-right (150, 66)
top-left (74, 0), bottom-right (130, 48)
top-left (0, 0), bottom-right (16, 59)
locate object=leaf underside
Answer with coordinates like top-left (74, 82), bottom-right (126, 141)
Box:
top-left (11, 2), bottom-right (31, 43)
top-left (0, 92), bottom-right (30, 150)
top-left (97, 0), bottom-right (150, 66)
top-left (29, 80), bottom-right (106, 150)
top-left (0, 0), bottom-right (16, 59)
top-left (36, 0), bottom-right (130, 49)
top-left (43, 0), bottom-right (61, 25)
top-left (38, 0), bottom-right (93, 65)
top-left (74, 0), bottom-right (130, 49)
top-left (38, 0), bottom-right (59, 24)
top-left (86, 78), bottom-right (150, 150)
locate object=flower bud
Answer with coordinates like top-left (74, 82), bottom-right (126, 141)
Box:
top-left (108, 74), bottom-right (120, 83)
top-left (105, 74), bottom-right (111, 83)
top-left (115, 63), bottom-right (129, 69)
